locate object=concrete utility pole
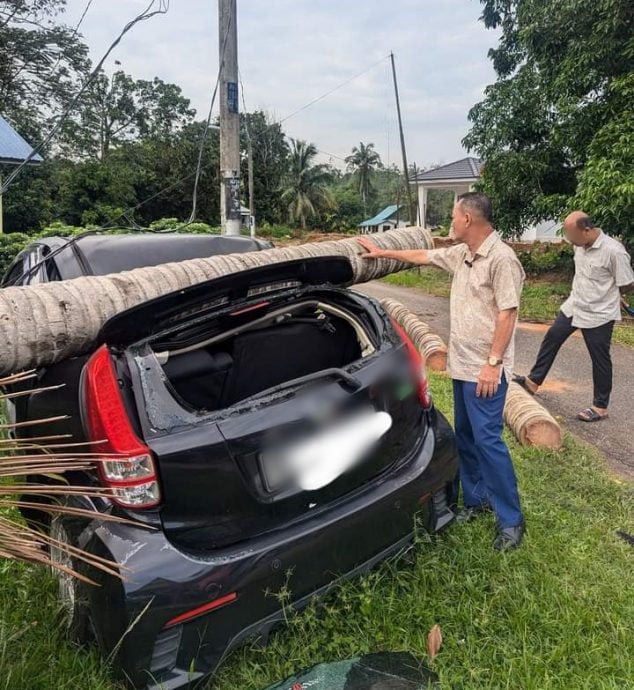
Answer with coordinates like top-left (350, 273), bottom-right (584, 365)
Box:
top-left (390, 52), bottom-right (415, 226)
top-left (219, 0), bottom-right (241, 235)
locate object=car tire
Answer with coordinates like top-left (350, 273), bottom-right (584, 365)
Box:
top-left (49, 517), bottom-right (95, 647)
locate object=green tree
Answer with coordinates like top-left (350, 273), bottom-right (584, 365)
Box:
top-left (62, 70), bottom-right (195, 161)
top-left (281, 139), bottom-right (334, 229)
top-left (240, 111), bottom-right (289, 224)
top-left (464, 0), bottom-right (634, 239)
top-left (345, 142), bottom-right (382, 216)
top-left (0, 0), bottom-right (89, 140)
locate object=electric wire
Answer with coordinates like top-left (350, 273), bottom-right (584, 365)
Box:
top-left (279, 54), bottom-right (390, 124)
top-left (0, 0), bottom-right (170, 196)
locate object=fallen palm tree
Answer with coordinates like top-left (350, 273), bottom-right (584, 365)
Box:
top-left (0, 227), bottom-right (433, 375)
top-left (379, 297), bottom-right (448, 371)
top-left (504, 382), bottom-right (562, 450)
top-left (380, 298), bottom-right (562, 450)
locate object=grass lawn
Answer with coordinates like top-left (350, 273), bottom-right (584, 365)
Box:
top-left (1, 374), bottom-right (632, 689)
top-left (383, 268), bottom-right (634, 348)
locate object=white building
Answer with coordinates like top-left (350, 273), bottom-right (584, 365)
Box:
top-left (411, 157), bottom-right (560, 242)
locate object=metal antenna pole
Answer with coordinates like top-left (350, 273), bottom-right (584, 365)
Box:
top-left (390, 52), bottom-right (415, 225)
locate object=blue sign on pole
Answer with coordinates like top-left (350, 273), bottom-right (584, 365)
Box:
top-left (227, 82), bottom-right (238, 114)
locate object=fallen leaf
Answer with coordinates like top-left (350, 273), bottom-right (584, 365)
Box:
top-left (426, 624), bottom-right (443, 660)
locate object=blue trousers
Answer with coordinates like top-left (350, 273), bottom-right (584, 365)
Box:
top-left (453, 376), bottom-right (523, 529)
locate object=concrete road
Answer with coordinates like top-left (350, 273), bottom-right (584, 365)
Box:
top-left (355, 281), bottom-right (634, 481)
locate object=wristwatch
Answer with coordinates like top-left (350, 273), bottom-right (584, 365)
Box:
top-left (488, 356), bottom-right (503, 367)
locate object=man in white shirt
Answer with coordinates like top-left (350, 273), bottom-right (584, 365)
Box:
top-left (514, 212), bottom-right (634, 422)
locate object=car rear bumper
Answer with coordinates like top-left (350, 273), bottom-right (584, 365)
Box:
top-left (82, 411), bottom-right (457, 690)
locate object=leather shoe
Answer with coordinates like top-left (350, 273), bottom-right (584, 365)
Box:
top-left (456, 504), bottom-right (491, 523)
top-left (493, 522), bottom-right (525, 551)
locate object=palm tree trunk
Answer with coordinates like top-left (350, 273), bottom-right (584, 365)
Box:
top-left (0, 227), bottom-right (432, 375)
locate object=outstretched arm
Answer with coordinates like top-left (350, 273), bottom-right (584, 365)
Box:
top-left (357, 237), bottom-right (431, 266)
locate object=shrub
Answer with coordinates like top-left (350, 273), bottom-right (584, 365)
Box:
top-left (516, 242), bottom-right (574, 277)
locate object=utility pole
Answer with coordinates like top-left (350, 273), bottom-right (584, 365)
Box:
top-left (247, 137), bottom-right (255, 236)
top-left (219, 0), bottom-right (241, 235)
top-left (390, 52), bottom-right (415, 226)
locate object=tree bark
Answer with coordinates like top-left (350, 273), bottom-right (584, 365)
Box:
top-left (0, 227), bottom-right (433, 375)
top-left (379, 297), bottom-right (448, 371)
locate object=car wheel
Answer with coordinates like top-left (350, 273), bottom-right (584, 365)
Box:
top-left (49, 517), bottom-right (94, 646)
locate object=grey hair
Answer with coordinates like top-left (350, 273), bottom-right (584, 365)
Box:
top-left (457, 192), bottom-right (493, 224)
top-left (575, 214), bottom-right (596, 230)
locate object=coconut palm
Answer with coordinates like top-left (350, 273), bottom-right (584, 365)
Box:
top-left (281, 139), bottom-right (335, 229)
top-left (0, 228), bottom-right (432, 376)
top-left (345, 142), bottom-right (382, 216)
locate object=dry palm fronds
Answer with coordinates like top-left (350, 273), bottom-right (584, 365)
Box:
top-left (0, 372), bottom-right (143, 582)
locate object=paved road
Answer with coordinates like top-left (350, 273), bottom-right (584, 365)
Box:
top-left (355, 281), bottom-right (634, 481)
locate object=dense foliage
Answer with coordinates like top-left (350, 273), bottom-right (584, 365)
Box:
top-left (0, 2), bottom-right (457, 238)
top-left (465, 0), bottom-right (634, 245)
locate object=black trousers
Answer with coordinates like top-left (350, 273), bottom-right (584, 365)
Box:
top-left (529, 311), bottom-right (615, 409)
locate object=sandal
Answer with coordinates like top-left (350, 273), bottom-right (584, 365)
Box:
top-left (577, 408), bottom-right (608, 423)
top-left (512, 374), bottom-right (536, 396)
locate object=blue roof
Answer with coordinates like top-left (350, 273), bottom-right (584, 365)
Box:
top-left (0, 114), bottom-right (43, 165)
top-left (358, 204), bottom-right (401, 227)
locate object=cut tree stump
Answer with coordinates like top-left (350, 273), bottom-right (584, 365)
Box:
top-left (379, 297), bottom-right (448, 371)
top-left (504, 382), bottom-right (562, 450)
top-left (0, 227), bottom-right (433, 375)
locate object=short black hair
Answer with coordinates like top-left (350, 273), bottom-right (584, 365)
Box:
top-left (457, 192), bottom-right (493, 224)
top-left (575, 214), bottom-right (596, 231)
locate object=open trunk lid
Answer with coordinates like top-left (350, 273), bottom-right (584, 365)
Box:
top-left (97, 257), bottom-right (354, 349)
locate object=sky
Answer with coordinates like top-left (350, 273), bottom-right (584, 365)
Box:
top-left (62, 0), bottom-right (500, 169)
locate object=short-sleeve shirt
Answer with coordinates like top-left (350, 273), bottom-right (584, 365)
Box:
top-left (427, 232), bottom-right (525, 383)
top-left (561, 232), bottom-right (634, 329)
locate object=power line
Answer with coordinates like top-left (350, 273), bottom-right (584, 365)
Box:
top-left (280, 54), bottom-right (390, 124)
top-left (0, 0), bottom-right (170, 196)
top-left (183, 9), bottom-right (232, 225)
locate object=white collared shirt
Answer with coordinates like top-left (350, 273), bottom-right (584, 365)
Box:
top-left (561, 232), bottom-right (634, 329)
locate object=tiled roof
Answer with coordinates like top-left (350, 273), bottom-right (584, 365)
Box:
top-left (413, 157), bottom-right (482, 182)
top-left (0, 115), bottom-right (43, 165)
top-left (358, 204), bottom-right (400, 227)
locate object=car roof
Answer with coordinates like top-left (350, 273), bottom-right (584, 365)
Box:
top-left (40, 233), bottom-right (270, 279)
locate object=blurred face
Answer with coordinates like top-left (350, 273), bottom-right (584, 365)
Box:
top-left (563, 220), bottom-right (589, 247)
top-left (451, 202), bottom-right (470, 242)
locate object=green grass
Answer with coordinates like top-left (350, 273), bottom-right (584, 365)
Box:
top-left (1, 375), bottom-right (631, 689)
top-left (383, 268), bottom-right (634, 348)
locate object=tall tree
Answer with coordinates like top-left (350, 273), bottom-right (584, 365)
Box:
top-left (240, 111), bottom-right (289, 224)
top-left (464, 0), bottom-right (634, 240)
top-left (345, 142), bottom-right (382, 217)
top-left (0, 0), bottom-right (89, 139)
top-left (62, 70), bottom-right (195, 161)
top-left (281, 139), bottom-right (334, 229)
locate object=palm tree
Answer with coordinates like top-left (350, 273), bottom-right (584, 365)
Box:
top-left (0, 228), bottom-right (432, 375)
top-left (281, 139), bottom-right (335, 229)
top-left (345, 142), bottom-right (382, 216)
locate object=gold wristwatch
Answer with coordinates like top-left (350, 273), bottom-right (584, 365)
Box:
top-left (488, 356), bottom-right (503, 367)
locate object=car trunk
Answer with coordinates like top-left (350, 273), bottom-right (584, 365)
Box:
top-left (99, 259), bottom-right (429, 551)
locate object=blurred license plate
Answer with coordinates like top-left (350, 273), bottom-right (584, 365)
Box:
top-left (260, 409), bottom-right (392, 492)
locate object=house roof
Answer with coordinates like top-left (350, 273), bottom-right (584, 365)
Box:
top-left (0, 115), bottom-right (43, 166)
top-left (412, 157), bottom-right (482, 183)
top-left (358, 204), bottom-right (401, 227)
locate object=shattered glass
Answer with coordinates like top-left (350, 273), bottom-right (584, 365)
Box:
top-left (262, 652), bottom-right (440, 690)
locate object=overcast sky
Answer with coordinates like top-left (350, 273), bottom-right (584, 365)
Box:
top-left (62, 0), bottom-right (499, 168)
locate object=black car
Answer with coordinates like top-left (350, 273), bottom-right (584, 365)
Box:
top-left (3, 234), bottom-right (458, 690)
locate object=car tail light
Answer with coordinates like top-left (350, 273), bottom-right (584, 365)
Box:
top-left (84, 345), bottom-right (161, 509)
top-left (390, 319), bottom-right (432, 409)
